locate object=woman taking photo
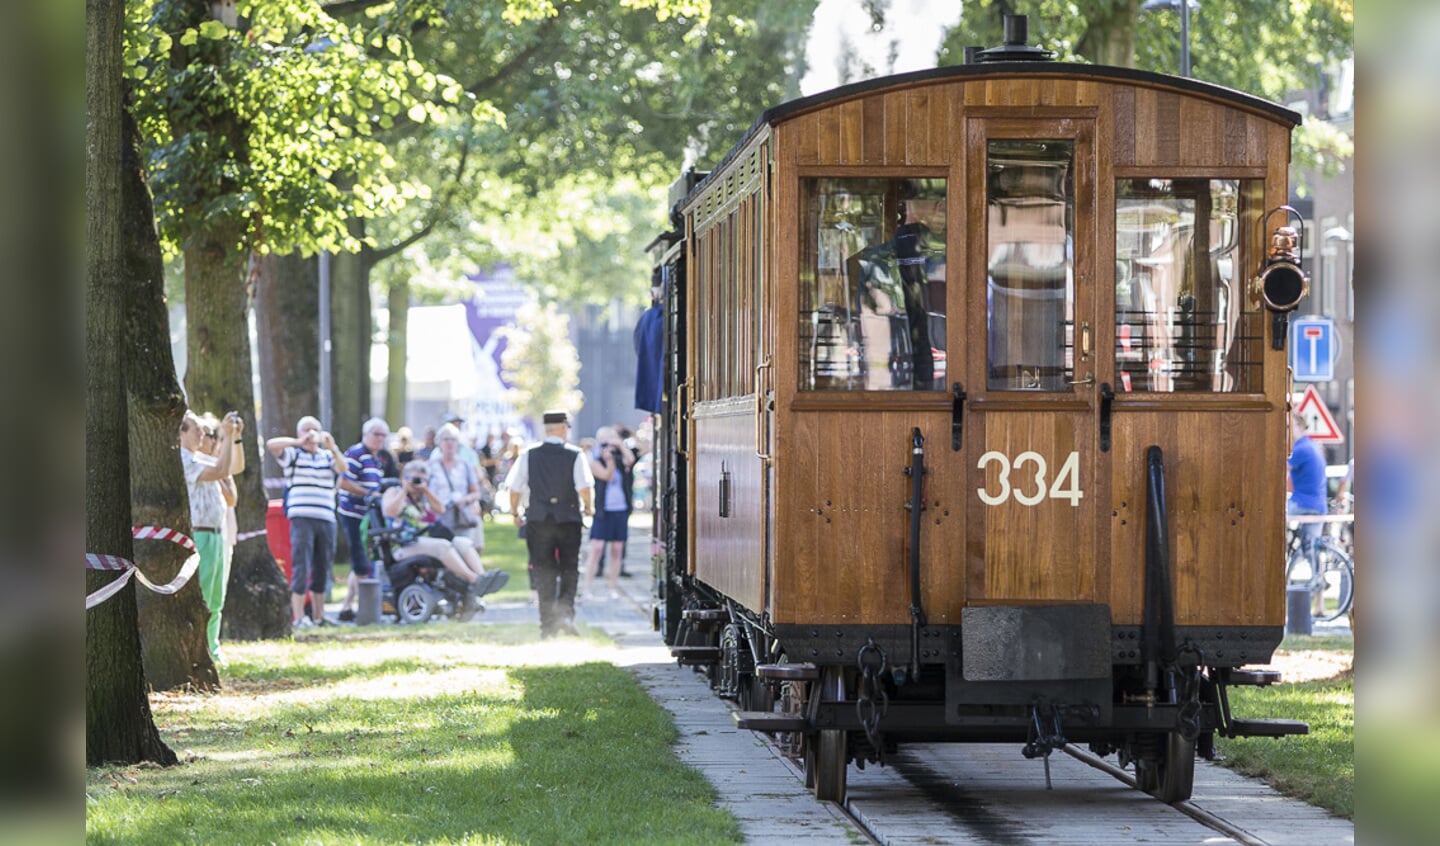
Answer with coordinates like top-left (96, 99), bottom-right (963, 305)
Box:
top-left (382, 461), bottom-right (508, 597)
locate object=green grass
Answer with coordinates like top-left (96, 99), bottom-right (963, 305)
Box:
top-left (1215, 634), bottom-right (1353, 818)
top-left (86, 625), bottom-right (740, 845)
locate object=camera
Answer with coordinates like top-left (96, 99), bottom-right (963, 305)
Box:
top-left (407, 476), bottom-right (426, 486)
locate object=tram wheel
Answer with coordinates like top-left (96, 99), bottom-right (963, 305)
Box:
top-left (814, 729), bottom-right (847, 801)
top-left (739, 675), bottom-right (774, 712)
top-left (813, 668), bottom-right (848, 802)
top-left (1136, 732), bottom-right (1196, 803)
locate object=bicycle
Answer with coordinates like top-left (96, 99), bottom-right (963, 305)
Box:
top-left (1285, 521), bottom-right (1354, 623)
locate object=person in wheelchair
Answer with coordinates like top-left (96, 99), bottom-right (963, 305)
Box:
top-left (381, 461), bottom-right (508, 597)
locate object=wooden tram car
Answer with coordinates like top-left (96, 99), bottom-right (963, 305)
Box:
top-left (647, 17), bottom-right (1310, 804)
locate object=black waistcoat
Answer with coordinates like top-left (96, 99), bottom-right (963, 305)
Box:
top-left (527, 442), bottom-right (581, 523)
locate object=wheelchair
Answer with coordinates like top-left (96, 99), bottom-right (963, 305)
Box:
top-left (364, 481), bottom-right (483, 624)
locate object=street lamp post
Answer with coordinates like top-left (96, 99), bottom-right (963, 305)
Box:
top-left (319, 251), bottom-right (332, 428)
top-left (1142, 0), bottom-right (1195, 78)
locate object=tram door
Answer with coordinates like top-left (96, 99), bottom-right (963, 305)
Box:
top-left (961, 117), bottom-right (1102, 604)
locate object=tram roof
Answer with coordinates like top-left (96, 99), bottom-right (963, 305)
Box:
top-left (677, 61), bottom-right (1302, 215)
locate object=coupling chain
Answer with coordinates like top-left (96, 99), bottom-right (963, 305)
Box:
top-left (855, 639), bottom-right (890, 763)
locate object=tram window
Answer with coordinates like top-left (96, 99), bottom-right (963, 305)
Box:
top-left (986, 140), bottom-right (1075, 391)
top-left (798, 177), bottom-right (947, 391)
top-left (1115, 179), bottom-right (1264, 393)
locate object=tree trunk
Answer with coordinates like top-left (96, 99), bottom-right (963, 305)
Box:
top-left (330, 216), bottom-right (371, 445)
top-left (122, 101), bottom-right (219, 692)
top-left (385, 277), bottom-right (409, 426)
top-left (1077, 1), bottom-right (1139, 68)
top-left (255, 250), bottom-right (320, 482)
top-left (86, 0), bottom-right (176, 766)
top-left (183, 230), bottom-right (291, 641)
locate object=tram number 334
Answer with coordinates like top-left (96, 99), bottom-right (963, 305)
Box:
top-left (977, 451), bottom-right (1083, 507)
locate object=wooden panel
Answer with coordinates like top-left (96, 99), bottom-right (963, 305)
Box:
top-left (1107, 411), bottom-right (1281, 626)
top-left (1223, 108), bottom-right (1248, 164)
top-left (693, 407), bottom-right (764, 611)
top-left (861, 94), bottom-right (886, 164)
top-left (794, 112), bottom-right (819, 165)
top-left (1112, 86), bottom-right (1136, 167)
top-left (838, 99), bottom-right (864, 163)
top-left (1133, 89), bottom-right (1181, 166)
top-left (975, 415), bottom-right (1094, 601)
top-left (773, 409), bottom-right (968, 624)
top-left (816, 106), bottom-right (841, 163)
top-left (1179, 99), bottom-right (1224, 166)
top-left (884, 91), bottom-right (910, 163)
top-left (1245, 113), bottom-right (1270, 168)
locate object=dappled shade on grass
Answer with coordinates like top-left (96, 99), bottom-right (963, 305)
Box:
top-left (1217, 662), bottom-right (1353, 819)
top-left (86, 625), bottom-right (740, 845)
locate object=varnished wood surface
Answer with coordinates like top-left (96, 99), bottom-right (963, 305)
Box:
top-left (775, 410), bottom-right (969, 625)
top-left (686, 71), bottom-right (1294, 632)
top-left (692, 404), bottom-right (765, 612)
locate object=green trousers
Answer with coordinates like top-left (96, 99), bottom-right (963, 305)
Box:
top-left (195, 530), bottom-right (228, 661)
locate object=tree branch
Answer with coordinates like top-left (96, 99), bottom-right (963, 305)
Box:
top-left (462, 17), bottom-right (560, 98)
top-left (322, 0), bottom-right (394, 17)
top-left (369, 131), bottom-right (473, 263)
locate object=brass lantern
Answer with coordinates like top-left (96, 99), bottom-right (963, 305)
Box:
top-left (1252, 206), bottom-right (1310, 349)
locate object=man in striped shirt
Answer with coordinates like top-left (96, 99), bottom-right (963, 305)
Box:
top-left (267, 416), bottom-right (348, 628)
top-left (337, 417), bottom-right (390, 622)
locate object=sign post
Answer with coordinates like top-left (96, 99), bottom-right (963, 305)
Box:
top-left (1289, 316), bottom-right (1337, 382)
top-left (1291, 384), bottom-right (1345, 444)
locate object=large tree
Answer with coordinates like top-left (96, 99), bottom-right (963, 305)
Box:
top-left (936, 0), bottom-right (1353, 101)
top-left (128, 0), bottom-right (447, 637)
top-left (124, 100), bottom-right (220, 691)
top-left (87, 0), bottom-right (177, 765)
top-left (359, 0), bottom-right (816, 419)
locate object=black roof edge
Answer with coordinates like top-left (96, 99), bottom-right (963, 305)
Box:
top-left (676, 62), bottom-right (1301, 214)
top-left (643, 230), bottom-right (682, 254)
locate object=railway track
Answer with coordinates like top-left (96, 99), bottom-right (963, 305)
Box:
top-left (796, 738), bottom-right (1352, 846)
top-left (636, 644), bottom-right (1352, 845)
top-left (616, 573), bottom-right (1351, 844)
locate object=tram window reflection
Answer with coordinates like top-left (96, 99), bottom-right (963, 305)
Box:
top-left (986, 140), bottom-right (1075, 391)
top-left (798, 177), bottom-right (947, 391)
top-left (1115, 178), bottom-right (1264, 393)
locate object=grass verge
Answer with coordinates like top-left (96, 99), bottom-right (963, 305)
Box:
top-left (86, 624), bottom-right (739, 845)
top-left (1216, 634), bottom-right (1354, 819)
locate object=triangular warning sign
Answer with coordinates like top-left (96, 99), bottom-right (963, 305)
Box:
top-left (1292, 384), bottom-right (1344, 443)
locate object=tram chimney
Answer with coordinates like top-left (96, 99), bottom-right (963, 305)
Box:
top-left (974, 14), bottom-right (1055, 63)
top-left (1003, 13), bottom-right (1028, 46)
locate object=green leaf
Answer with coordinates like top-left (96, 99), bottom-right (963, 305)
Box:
top-left (179, 28), bottom-right (199, 47)
top-left (407, 103), bottom-right (427, 123)
top-left (198, 20), bottom-right (229, 40)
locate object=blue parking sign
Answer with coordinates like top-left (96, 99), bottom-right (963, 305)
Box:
top-left (1290, 316), bottom-right (1337, 382)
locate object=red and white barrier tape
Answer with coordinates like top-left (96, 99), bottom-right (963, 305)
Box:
top-left (85, 525), bottom-right (201, 610)
top-left (235, 528), bottom-right (267, 542)
top-left (130, 524), bottom-right (197, 552)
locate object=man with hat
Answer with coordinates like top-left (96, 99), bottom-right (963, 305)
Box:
top-left (504, 410), bottom-right (594, 637)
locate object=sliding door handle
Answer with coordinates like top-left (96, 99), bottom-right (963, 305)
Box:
top-left (1100, 382), bottom-right (1115, 453)
top-left (951, 382), bottom-right (966, 451)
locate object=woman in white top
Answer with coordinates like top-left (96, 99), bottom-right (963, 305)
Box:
top-left (427, 423), bottom-right (491, 553)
